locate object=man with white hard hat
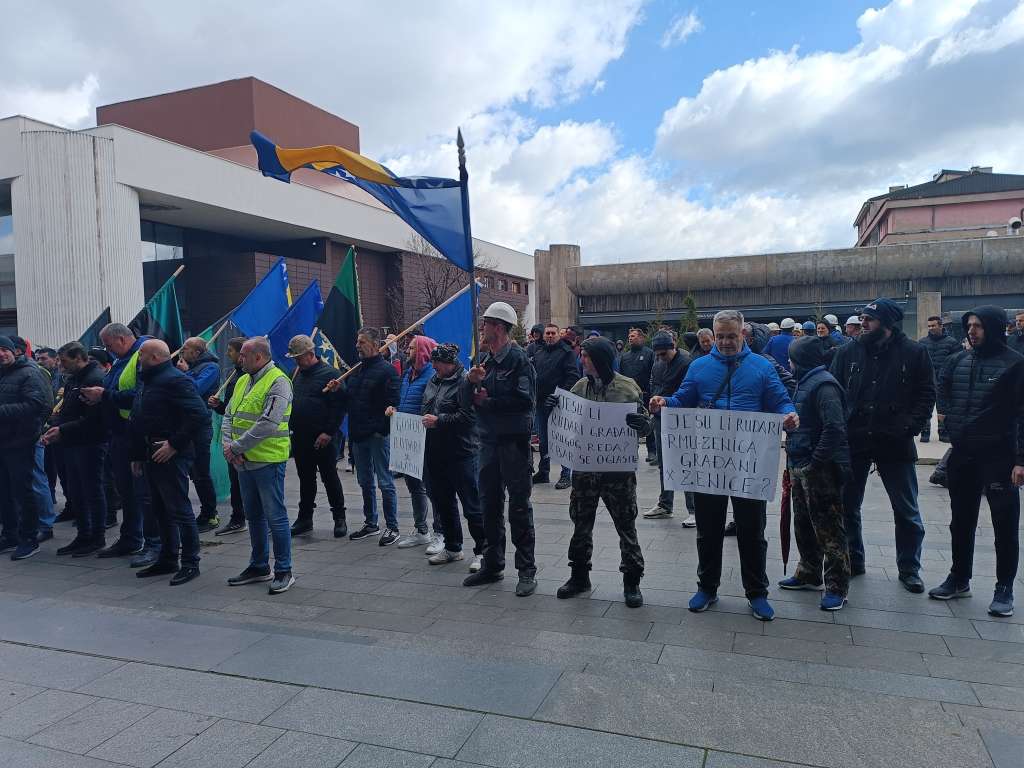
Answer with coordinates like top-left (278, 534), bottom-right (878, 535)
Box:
top-left (822, 313), bottom-right (847, 345)
top-left (463, 302), bottom-right (539, 597)
top-left (845, 316), bottom-right (862, 340)
top-left (764, 318), bottom-right (796, 371)
top-left (767, 322), bottom-right (780, 337)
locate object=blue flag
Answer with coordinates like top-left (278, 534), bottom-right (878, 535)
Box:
top-left (251, 131), bottom-right (473, 272)
top-left (232, 257), bottom-right (291, 337)
top-left (267, 281), bottom-right (324, 374)
top-left (423, 282), bottom-right (480, 369)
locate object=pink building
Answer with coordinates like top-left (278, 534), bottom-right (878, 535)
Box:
top-left (855, 167), bottom-right (1024, 246)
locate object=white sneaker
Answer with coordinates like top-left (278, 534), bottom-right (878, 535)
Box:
top-left (428, 549), bottom-right (464, 565)
top-left (681, 514), bottom-right (697, 528)
top-left (469, 554), bottom-right (483, 573)
top-left (425, 532), bottom-right (445, 556)
top-left (643, 505), bottom-right (673, 519)
top-left (397, 531), bottom-right (430, 548)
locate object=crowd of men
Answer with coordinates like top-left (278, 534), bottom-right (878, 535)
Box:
top-left (0, 296), bottom-right (1019, 619)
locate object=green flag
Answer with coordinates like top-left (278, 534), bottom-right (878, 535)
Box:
top-left (316, 246), bottom-right (362, 367)
top-left (129, 274), bottom-right (185, 350)
top-left (199, 316), bottom-right (241, 504)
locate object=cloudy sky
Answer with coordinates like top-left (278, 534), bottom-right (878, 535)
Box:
top-left (2, 0), bottom-right (1023, 263)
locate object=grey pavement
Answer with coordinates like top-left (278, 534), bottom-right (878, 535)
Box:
top-left (0, 447), bottom-right (1020, 768)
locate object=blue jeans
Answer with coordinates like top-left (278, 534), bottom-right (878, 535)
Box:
top-left (33, 443), bottom-right (55, 532)
top-left (145, 456), bottom-right (199, 568)
top-left (425, 452), bottom-right (485, 554)
top-left (405, 474), bottom-right (440, 535)
top-left (842, 456), bottom-right (924, 575)
top-left (535, 405), bottom-right (569, 478)
top-left (351, 436), bottom-right (397, 530)
top-left (238, 462), bottom-right (291, 575)
top-left (64, 443), bottom-right (108, 542)
top-left (110, 434), bottom-right (159, 551)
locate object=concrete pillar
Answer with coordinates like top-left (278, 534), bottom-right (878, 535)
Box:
top-left (548, 243), bottom-right (580, 329)
top-left (12, 131), bottom-right (143, 344)
top-left (916, 291), bottom-right (942, 339)
top-left (534, 248), bottom-right (550, 322)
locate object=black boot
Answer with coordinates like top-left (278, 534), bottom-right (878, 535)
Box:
top-left (556, 569), bottom-right (591, 599)
top-left (624, 575), bottom-right (643, 608)
top-left (290, 517), bottom-right (314, 537)
top-left (333, 515), bottom-right (348, 539)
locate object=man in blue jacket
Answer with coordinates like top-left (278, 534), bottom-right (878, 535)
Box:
top-left (177, 337), bottom-right (221, 532)
top-left (763, 318), bottom-right (796, 372)
top-left (651, 310), bottom-right (798, 621)
top-left (81, 324), bottom-right (160, 565)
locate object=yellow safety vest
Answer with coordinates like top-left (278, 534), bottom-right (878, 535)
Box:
top-left (117, 350), bottom-right (140, 420)
top-left (226, 367), bottom-right (292, 463)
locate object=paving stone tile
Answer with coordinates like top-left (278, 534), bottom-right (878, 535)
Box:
top-left (215, 633), bottom-right (560, 717)
top-left (425, 602), bottom-right (507, 623)
top-left (86, 708), bottom-right (217, 768)
top-left (0, 640), bottom-right (126, 690)
top-left (971, 682), bottom-right (1024, 712)
top-left (0, 689), bottom-right (95, 739)
top-left (77, 662), bottom-right (300, 722)
top-left (602, 601), bottom-right (688, 624)
top-left (338, 744), bottom-right (435, 767)
top-left (221, 599), bottom-right (332, 621)
top-left (469, 589), bottom-right (612, 616)
top-left (581, 658), bottom-right (714, 690)
top-left (530, 630), bottom-right (663, 662)
top-left (0, 678), bottom-right (45, 713)
top-left (565, 615), bottom-right (654, 641)
top-left (761, 617), bottom-right (852, 644)
top-left (825, 645), bottom-right (930, 675)
top-left (704, 754), bottom-right (812, 768)
top-left (372, 631), bottom-right (591, 672)
top-left (850, 625), bottom-right (951, 655)
top-left (924, 654), bottom-right (1024, 687)
top-left (246, 731), bottom-right (355, 768)
top-left (456, 714), bottom-right (704, 768)
top-left (305, 590), bottom-right (441, 616)
top-left (646, 622), bottom-right (736, 652)
top-left (534, 671), bottom-right (986, 768)
top-left (155, 718), bottom-right (283, 768)
top-left (980, 728), bottom-right (1024, 768)
top-left (0, 736), bottom-right (121, 768)
top-left (29, 698), bottom-right (156, 754)
top-left (264, 687), bottom-right (482, 758)
top-left (973, 620), bottom-right (1024, 644)
top-left (731, 633), bottom-right (828, 663)
top-left (423, 618), bottom-right (540, 645)
top-left (659, 645), bottom-right (979, 704)
top-left (944, 703), bottom-right (1024, 731)
top-left (944, 635), bottom-right (1024, 664)
top-left (492, 608), bottom-right (581, 631)
top-left (835, 607), bottom-right (980, 638)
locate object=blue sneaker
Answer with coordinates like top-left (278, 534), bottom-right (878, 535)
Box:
top-left (820, 592), bottom-right (847, 611)
top-left (778, 576), bottom-right (822, 591)
top-left (749, 596), bottom-right (775, 621)
top-left (11, 542), bottom-right (39, 561)
top-left (688, 590), bottom-right (719, 612)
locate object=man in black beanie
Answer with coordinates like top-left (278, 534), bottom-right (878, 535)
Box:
top-left (830, 298), bottom-right (935, 592)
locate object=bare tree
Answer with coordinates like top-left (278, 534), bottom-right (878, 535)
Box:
top-left (387, 233), bottom-right (497, 328)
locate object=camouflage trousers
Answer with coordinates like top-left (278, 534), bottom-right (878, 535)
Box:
top-left (568, 472), bottom-right (644, 579)
top-left (790, 462), bottom-right (851, 595)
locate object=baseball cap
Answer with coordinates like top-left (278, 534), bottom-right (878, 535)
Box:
top-left (286, 334), bottom-right (315, 358)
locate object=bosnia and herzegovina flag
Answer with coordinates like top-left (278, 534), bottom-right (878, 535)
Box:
top-left (129, 274), bottom-right (185, 351)
top-left (232, 256), bottom-right (292, 337)
top-left (267, 280), bottom-right (324, 375)
top-left (250, 131), bottom-right (473, 273)
top-left (316, 246), bottom-right (362, 368)
top-left (423, 281), bottom-right (480, 369)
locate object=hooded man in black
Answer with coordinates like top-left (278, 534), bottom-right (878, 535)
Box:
top-left (830, 298), bottom-right (935, 592)
top-left (928, 306), bottom-right (1024, 617)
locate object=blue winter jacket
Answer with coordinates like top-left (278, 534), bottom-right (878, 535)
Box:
top-left (763, 333), bottom-right (795, 372)
top-left (663, 345), bottom-right (796, 415)
top-left (398, 362), bottom-right (435, 415)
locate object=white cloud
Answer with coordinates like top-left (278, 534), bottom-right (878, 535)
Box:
top-left (661, 10), bottom-right (703, 48)
top-left (0, 74), bottom-right (98, 128)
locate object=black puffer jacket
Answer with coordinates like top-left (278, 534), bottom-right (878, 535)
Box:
top-left (129, 360), bottom-right (209, 461)
top-left (346, 355), bottom-right (400, 441)
top-left (619, 344), bottom-right (654, 395)
top-left (919, 330), bottom-right (961, 382)
top-left (291, 360), bottom-right (346, 437)
top-left (472, 342), bottom-right (535, 440)
top-left (422, 364), bottom-right (477, 458)
top-left (787, 337), bottom-right (850, 475)
top-left (649, 348), bottom-right (691, 397)
top-left (937, 305), bottom-right (1024, 463)
top-left (830, 328), bottom-right (935, 461)
top-left (1007, 330), bottom-right (1024, 357)
top-left (0, 356), bottom-right (52, 449)
top-left (55, 360), bottom-right (109, 446)
top-left (532, 339), bottom-right (580, 402)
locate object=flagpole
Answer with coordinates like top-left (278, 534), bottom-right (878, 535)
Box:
top-left (322, 281), bottom-right (475, 391)
top-left (457, 129), bottom-right (480, 363)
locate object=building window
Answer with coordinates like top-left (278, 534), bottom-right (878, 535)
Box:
top-left (498, 278), bottom-right (508, 291)
top-left (482, 275), bottom-right (493, 289)
top-left (524, 282), bottom-right (529, 296)
top-left (511, 281), bottom-right (521, 294)
top-left (0, 211), bottom-right (15, 311)
top-left (140, 221), bottom-right (184, 263)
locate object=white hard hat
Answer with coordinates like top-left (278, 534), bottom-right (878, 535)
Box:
top-left (780, 318), bottom-right (796, 330)
top-left (482, 301), bottom-right (518, 327)
top-left (824, 314), bottom-right (838, 326)
top-left (846, 315), bottom-right (862, 326)
top-left (767, 322), bottom-right (780, 331)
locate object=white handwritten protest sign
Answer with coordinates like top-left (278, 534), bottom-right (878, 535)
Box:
top-left (660, 408), bottom-right (784, 501)
top-left (389, 412), bottom-right (426, 480)
top-left (547, 388), bottom-right (639, 473)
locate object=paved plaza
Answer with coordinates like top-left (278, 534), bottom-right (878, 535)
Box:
top-left (0, 448), bottom-right (1021, 768)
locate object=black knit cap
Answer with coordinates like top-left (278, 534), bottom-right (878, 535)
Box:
top-left (861, 298), bottom-right (904, 328)
top-left (430, 343), bottom-right (460, 364)
top-left (652, 331), bottom-right (675, 351)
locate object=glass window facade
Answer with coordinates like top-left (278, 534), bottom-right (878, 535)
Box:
top-left (0, 193), bottom-right (16, 334)
top-left (140, 221), bottom-right (184, 263)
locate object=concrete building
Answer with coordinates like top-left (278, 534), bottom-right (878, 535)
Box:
top-left (0, 77), bottom-right (534, 343)
top-left (855, 167), bottom-right (1024, 247)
